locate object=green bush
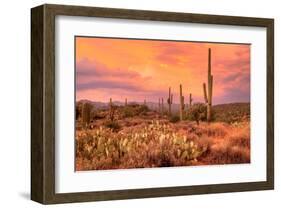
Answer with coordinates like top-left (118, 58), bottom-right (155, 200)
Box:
top-left (186, 103), bottom-right (207, 125)
top-left (122, 104), bottom-right (149, 118)
top-left (138, 105), bottom-right (149, 114)
top-left (122, 106), bottom-right (134, 118)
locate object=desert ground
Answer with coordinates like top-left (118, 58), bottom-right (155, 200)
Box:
top-left (75, 102), bottom-right (250, 171)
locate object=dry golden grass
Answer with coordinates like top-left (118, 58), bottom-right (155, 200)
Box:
top-left (197, 121), bottom-right (250, 165)
top-left (75, 120), bottom-right (250, 170)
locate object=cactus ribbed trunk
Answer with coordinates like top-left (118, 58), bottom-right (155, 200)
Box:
top-left (179, 84), bottom-right (185, 121)
top-left (203, 48), bottom-right (213, 122)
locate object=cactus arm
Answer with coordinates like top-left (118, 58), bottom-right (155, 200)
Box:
top-left (203, 83), bottom-right (208, 103)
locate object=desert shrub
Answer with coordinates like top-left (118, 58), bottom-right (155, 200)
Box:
top-left (136, 104), bottom-right (149, 115)
top-left (203, 144), bottom-right (250, 164)
top-left (228, 124), bottom-right (250, 148)
top-left (169, 115), bottom-right (180, 123)
top-left (123, 106), bottom-right (135, 118)
top-left (186, 103), bottom-right (207, 124)
top-left (103, 120), bottom-right (121, 132)
top-left (90, 106), bottom-right (98, 121)
top-left (92, 113), bottom-right (106, 120)
top-left (207, 123), bottom-right (228, 137)
top-left (122, 104), bottom-right (149, 118)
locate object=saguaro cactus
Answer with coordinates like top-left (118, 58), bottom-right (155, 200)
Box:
top-left (189, 93), bottom-right (193, 107)
top-left (167, 87), bottom-right (173, 116)
top-left (179, 84), bottom-right (185, 121)
top-left (203, 48), bottom-right (213, 122)
top-left (158, 98), bottom-right (161, 114)
top-left (109, 98), bottom-right (115, 121)
top-left (82, 102), bottom-right (92, 128)
top-left (144, 99), bottom-right (146, 106)
top-left (161, 98), bottom-right (164, 115)
top-left (125, 98), bottom-right (127, 106)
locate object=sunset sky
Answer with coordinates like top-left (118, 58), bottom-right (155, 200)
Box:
top-left (75, 37), bottom-right (250, 105)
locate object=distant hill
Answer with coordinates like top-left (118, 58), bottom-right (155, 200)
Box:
top-left (77, 99), bottom-right (183, 112)
top-left (212, 102), bottom-right (250, 123)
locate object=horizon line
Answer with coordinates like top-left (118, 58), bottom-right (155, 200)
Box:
top-left (76, 99), bottom-right (250, 106)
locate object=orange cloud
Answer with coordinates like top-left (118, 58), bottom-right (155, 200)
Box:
top-left (76, 37), bottom-right (250, 104)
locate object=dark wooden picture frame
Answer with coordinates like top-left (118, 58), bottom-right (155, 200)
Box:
top-left (31, 4), bottom-right (274, 204)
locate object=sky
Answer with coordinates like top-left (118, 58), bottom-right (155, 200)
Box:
top-left (76, 37), bottom-right (250, 105)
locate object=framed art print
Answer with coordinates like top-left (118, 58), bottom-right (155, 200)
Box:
top-left (31, 4), bottom-right (274, 204)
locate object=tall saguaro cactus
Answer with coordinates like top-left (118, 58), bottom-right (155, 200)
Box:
top-left (158, 98), bottom-right (161, 114)
top-left (203, 48), bottom-right (213, 122)
top-left (179, 84), bottom-right (185, 121)
top-left (109, 98), bottom-right (115, 122)
top-left (161, 98), bottom-right (164, 115)
top-left (167, 87), bottom-right (173, 116)
top-left (82, 102), bottom-right (91, 128)
top-left (125, 98), bottom-right (127, 106)
top-left (189, 93), bottom-right (193, 107)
